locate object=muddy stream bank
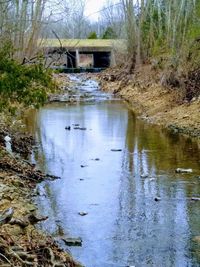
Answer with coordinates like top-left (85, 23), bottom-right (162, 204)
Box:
top-left (25, 74), bottom-right (200, 267)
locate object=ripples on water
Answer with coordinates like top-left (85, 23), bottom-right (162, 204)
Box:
top-left (25, 75), bottom-right (200, 267)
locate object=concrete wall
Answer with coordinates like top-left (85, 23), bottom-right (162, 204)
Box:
top-left (45, 47), bottom-right (116, 69)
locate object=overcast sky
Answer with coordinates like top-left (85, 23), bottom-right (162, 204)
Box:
top-left (84, 0), bottom-right (119, 21)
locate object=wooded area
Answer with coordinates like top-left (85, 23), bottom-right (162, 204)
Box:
top-left (1, 0), bottom-right (200, 61)
top-left (0, 0), bottom-right (199, 155)
top-left (0, 0), bottom-right (199, 106)
top-left (0, 1), bottom-right (200, 266)
top-left (122, 1), bottom-right (200, 74)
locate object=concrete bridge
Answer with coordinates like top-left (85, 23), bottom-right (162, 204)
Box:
top-left (41, 39), bottom-right (122, 71)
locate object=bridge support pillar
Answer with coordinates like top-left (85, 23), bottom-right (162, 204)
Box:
top-left (76, 49), bottom-right (80, 68)
top-left (110, 50), bottom-right (116, 67)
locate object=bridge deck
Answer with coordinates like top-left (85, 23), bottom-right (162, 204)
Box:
top-left (40, 39), bottom-right (123, 52)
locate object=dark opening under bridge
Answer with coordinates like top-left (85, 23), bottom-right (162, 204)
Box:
top-left (41, 39), bottom-right (123, 72)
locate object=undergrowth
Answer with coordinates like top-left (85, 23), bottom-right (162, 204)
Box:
top-left (0, 44), bottom-right (57, 113)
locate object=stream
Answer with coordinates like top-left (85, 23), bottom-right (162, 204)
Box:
top-left (25, 75), bottom-right (200, 267)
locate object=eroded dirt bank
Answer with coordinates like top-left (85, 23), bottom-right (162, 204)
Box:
top-left (0, 106), bottom-right (82, 266)
top-left (97, 65), bottom-right (200, 139)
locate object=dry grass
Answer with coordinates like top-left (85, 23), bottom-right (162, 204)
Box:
top-left (39, 39), bottom-right (125, 48)
top-left (99, 64), bottom-right (200, 138)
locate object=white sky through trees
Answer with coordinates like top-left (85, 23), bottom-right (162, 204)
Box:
top-left (84, 0), bottom-right (119, 21)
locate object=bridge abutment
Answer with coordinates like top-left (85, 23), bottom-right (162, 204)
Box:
top-left (44, 39), bottom-right (118, 71)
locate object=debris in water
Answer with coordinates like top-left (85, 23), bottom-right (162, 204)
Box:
top-left (80, 165), bottom-right (88, 168)
top-left (78, 212), bottom-right (88, 216)
top-left (154, 197), bottom-right (161, 202)
top-left (175, 168), bottom-right (193, 173)
top-left (111, 149), bottom-right (122, 152)
top-left (141, 173), bottom-right (149, 178)
top-left (4, 135), bottom-right (11, 142)
top-left (65, 126), bottom-right (71, 130)
top-left (191, 197), bottom-right (200, 201)
top-left (62, 237), bottom-right (82, 246)
top-left (91, 158), bottom-right (100, 161)
top-left (4, 135), bottom-right (12, 154)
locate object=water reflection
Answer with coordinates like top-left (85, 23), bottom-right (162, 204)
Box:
top-left (26, 91), bottom-right (200, 267)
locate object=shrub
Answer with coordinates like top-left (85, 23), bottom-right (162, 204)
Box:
top-left (0, 45), bottom-right (56, 111)
top-left (87, 32), bottom-right (98, 39)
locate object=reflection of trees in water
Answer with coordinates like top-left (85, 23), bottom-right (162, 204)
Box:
top-left (123, 109), bottom-right (200, 195)
top-left (111, 110), bottom-right (199, 266)
top-left (28, 107), bottom-right (68, 235)
top-left (27, 102), bottom-right (200, 266)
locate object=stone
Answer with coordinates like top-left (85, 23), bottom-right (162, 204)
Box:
top-left (65, 126), bottom-right (71, 130)
top-left (91, 158), bottom-right (100, 161)
top-left (191, 197), bottom-right (200, 201)
top-left (141, 173), bottom-right (149, 178)
top-left (175, 168), bottom-right (193, 173)
top-left (80, 165), bottom-right (88, 168)
top-left (78, 212), bottom-right (88, 216)
top-left (62, 237), bottom-right (82, 246)
top-left (0, 207), bottom-right (14, 225)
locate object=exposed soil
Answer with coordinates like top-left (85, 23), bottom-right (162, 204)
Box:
top-left (97, 65), bottom-right (200, 139)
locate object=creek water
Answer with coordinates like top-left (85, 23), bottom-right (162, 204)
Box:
top-left (25, 75), bottom-right (200, 267)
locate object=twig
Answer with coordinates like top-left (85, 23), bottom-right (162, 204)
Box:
top-left (0, 253), bottom-right (12, 266)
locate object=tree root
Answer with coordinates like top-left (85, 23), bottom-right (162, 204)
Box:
top-left (0, 241), bottom-right (76, 267)
top-left (0, 232), bottom-right (78, 267)
top-left (7, 249), bottom-right (36, 266)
